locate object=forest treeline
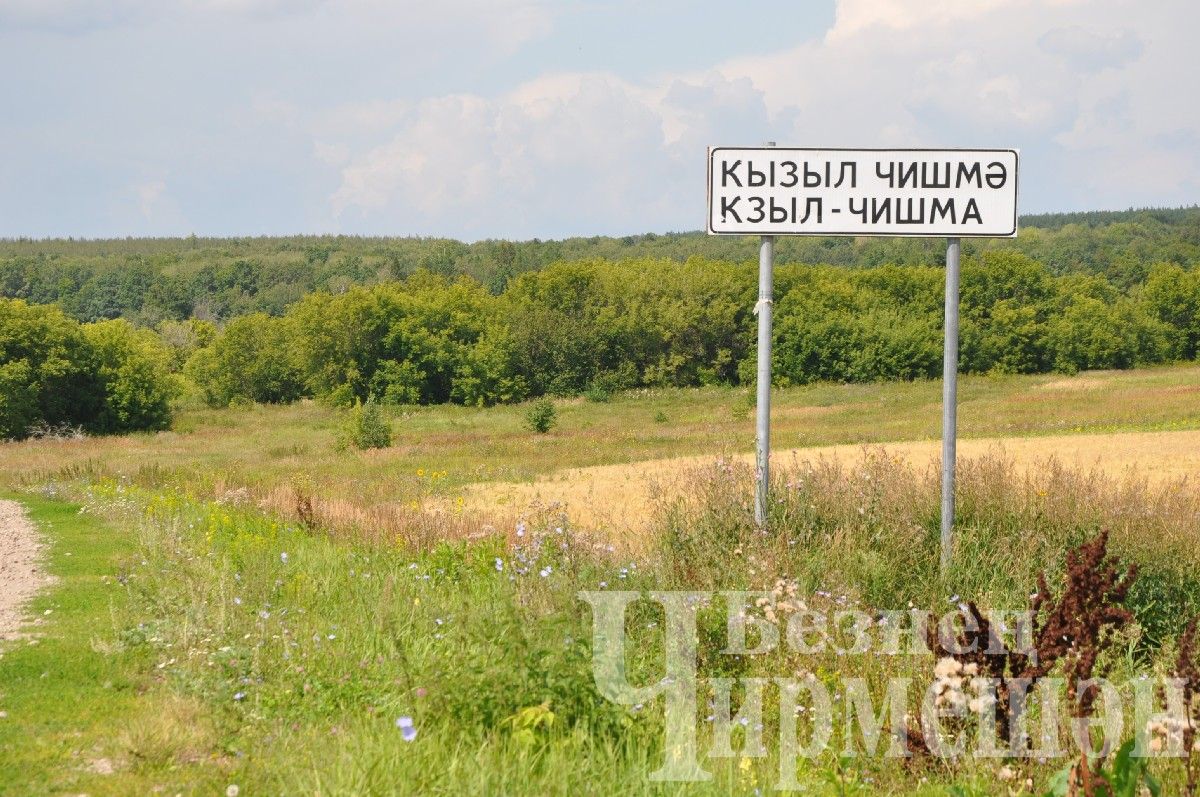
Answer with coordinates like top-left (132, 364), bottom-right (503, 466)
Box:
top-left (4, 247), bottom-right (1199, 439)
top-left (1, 206), bottom-right (1198, 324)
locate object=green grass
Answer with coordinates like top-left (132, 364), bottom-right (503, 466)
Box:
top-left (4, 448), bottom-right (1200, 794)
top-left (0, 492), bottom-right (239, 796)
top-left (2, 363), bottom-right (1199, 509)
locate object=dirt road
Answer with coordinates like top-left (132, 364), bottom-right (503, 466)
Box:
top-left (0, 499), bottom-right (48, 642)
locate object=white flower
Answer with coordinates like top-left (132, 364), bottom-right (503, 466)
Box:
top-left (934, 657), bottom-right (962, 679)
top-left (226, 786), bottom-right (240, 797)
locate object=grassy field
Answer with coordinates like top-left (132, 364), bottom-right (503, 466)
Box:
top-left (3, 364), bottom-right (1200, 794)
top-left (2, 363), bottom-right (1199, 537)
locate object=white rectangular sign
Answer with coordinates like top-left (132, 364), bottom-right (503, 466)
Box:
top-left (707, 147), bottom-right (1019, 237)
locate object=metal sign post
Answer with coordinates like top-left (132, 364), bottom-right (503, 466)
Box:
top-left (754, 141), bottom-right (776, 530)
top-left (754, 232), bottom-right (774, 529)
top-left (941, 238), bottom-right (961, 573)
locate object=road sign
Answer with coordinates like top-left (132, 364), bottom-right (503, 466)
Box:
top-left (707, 147), bottom-right (1018, 238)
top-left (716, 144), bottom-right (1020, 572)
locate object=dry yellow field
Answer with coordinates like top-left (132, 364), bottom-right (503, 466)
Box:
top-left (463, 429), bottom-right (1200, 534)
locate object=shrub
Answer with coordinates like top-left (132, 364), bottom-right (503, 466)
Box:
top-left (524, 398), bottom-right (556, 433)
top-left (186, 313), bottom-right (304, 407)
top-left (340, 398), bottom-right (392, 450)
top-left (582, 385), bottom-right (611, 403)
top-left (0, 299), bottom-right (99, 439)
top-left (83, 319), bottom-right (177, 433)
top-left (0, 299), bottom-right (176, 438)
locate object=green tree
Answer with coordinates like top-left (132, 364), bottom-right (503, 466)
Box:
top-left (82, 319), bottom-right (177, 433)
top-left (0, 299), bottom-right (100, 439)
top-left (1141, 262), bottom-right (1200, 358)
top-left (187, 313), bottom-right (304, 406)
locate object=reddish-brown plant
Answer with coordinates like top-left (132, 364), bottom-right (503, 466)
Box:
top-left (917, 531), bottom-right (1136, 797)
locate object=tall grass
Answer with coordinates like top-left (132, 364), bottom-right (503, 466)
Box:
top-left (16, 449), bottom-right (1199, 793)
top-left (655, 449), bottom-right (1200, 640)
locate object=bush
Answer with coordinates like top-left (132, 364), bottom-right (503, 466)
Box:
top-left (186, 313), bottom-right (304, 407)
top-left (0, 299), bottom-right (98, 439)
top-left (0, 299), bottom-right (176, 438)
top-left (83, 319), bottom-right (177, 433)
top-left (524, 398), bottom-right (556, 433)
top-left (339, 398), bottom-right (392, 450)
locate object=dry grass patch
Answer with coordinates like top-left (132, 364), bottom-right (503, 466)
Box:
top-left (116, 694), bottom-right (220, 771)
top-left (462, 430), bottom-right (1200, 539)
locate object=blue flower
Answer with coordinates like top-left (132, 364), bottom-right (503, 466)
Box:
top-left (396, 715), bottom-right (417, 742)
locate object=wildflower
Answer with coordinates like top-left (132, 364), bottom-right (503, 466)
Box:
top-left (259, 610), bottom-right (270, 620)
top-left (516, 521), bottom-right (526, 537)
top-left (494, 558), bottom-right (504, 572)
top-left (396, 715), bottom-right (417, 742)
top-left (539, 566), bottom-right (552, 578)
top-left (233, 597), bottom-right (242, 605)
top-left (226, 786), bottom-right (240, 797)
top-left (281, 552), bottom-right (289, 563)
top-left (233, 692), bottom-right (246, 701)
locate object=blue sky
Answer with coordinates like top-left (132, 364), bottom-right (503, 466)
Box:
top-left (0, 0), bottom-right (1195, 240)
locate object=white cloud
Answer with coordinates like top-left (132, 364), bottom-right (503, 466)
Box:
top-left (108, 176), bottom-right (188, 234)
top-left (330, 76), bottom-right (689, 236)
top-left (1039, 26), bottom-right (1142, 72)
top-left (3, 0), bottom-right (1196, 237)
top-left (326, 0), bottom-right (1200, 235)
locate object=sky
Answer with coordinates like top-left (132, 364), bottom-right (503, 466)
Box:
top-left (0, 0), bottom-right (1196, 240)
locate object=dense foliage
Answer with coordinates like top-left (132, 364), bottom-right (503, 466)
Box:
top-left (1, 207), bottom-right (1197, 324)
top-left (2, 206), bottom-right (1198, 422)
top-left (0, 299), bottom-right (176, 439)
top-left (163, 252), bottom-right (1195, 408)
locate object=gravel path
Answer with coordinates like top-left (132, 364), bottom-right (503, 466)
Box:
top-left (0, 499), bottom-right (49, 642)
